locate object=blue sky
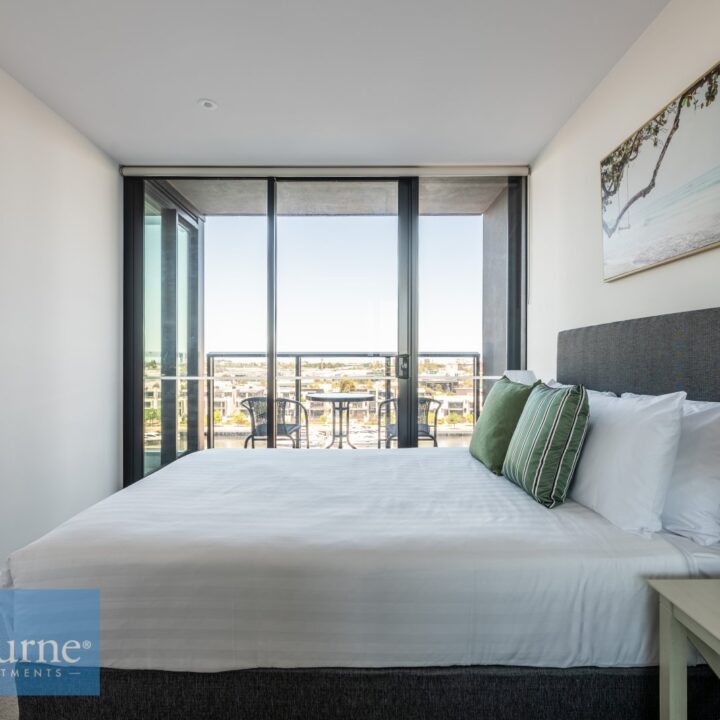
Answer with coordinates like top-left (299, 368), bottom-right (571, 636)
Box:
top-left (204, 214), bottom-right (483, 353)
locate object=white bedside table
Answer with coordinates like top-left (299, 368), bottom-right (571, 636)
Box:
top-left (649, 579), bottom-right (720, 720)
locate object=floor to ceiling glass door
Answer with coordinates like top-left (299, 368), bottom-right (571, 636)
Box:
top-left (126, 175), bottom-right (526, 483)
top-left (189, 180), bottom-right (268, 452)
top-left (417, 177), bottom-right (524, 447)
top-left (141, 183), bottom-right (201, 475)
top-left (275, 180), bottom-right (400, 449)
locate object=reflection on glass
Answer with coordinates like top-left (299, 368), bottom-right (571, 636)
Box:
top-left (143, 198), bottom-right (162, 473)
top-left (177, 225), bottom-right (189, 377)
top-left (143, 379), bottom-right (162, 475)
top-left (143, 187), bottom-right (199, 471)
top-left (177, 379), bottom-right (188, 455)
top-left (176, 225), bottom-right (189, 457)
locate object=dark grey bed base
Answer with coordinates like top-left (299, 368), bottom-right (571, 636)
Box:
top-left (18, 666), bottom-right (720, 720)
top-left (20, 307), bottom-right (720, 720)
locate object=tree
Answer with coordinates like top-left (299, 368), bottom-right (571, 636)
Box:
top-left (339, 379), bottom-right (357, 393)
top-left (213, 410), bottom-right (222, 425)
top-left (445, 412), bottom-right (463, 427)
top-left (601, 64), bottom-right (718, 238)
top-left (144, 408), bottom-right (159, 425)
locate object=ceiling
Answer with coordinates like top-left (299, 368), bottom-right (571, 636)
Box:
top-left (0, 0), bottom-right (668, 167)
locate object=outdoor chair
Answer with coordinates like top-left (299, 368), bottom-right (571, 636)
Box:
top-left (377, 397), bottom-right (441, 448)
top-left (240, 397), bottom-right (309, 448)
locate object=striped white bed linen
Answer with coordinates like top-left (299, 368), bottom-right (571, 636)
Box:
top-left (6, 448), bottom-right (720, 672)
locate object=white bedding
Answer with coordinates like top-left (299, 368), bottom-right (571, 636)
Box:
top-left (7, 448), bottom-right (720, 672)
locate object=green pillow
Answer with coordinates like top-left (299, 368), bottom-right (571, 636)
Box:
top-left (469, 376), bottom-right (539, 473)
top-left (502, 383), bottom-right (589, 508)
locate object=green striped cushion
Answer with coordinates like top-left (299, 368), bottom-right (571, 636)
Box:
top-left (502, 383), bottom-right (589, 508)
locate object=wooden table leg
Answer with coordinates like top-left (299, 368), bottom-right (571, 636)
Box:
top-left (659, 596), bottom-right (688, 720)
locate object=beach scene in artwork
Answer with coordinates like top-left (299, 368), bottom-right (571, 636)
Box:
top-left (601, 64), bottom-right (720, 280)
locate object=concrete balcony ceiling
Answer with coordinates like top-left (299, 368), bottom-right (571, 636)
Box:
top-left (166, 177), bottom-right (507, 216)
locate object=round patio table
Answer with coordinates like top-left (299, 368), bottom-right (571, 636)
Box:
top-left (306, 392), bottom-right (374, 449)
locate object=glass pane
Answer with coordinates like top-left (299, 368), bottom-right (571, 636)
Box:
top-left (418, 177), bottom-right (509, 447)
top-left (204, 214), bottom-right (267, 353)
top-left (142, 185), bottom-right (200, 473)
top-left (177, 379), bottom-right (188, 455)
top-left (177, 225), bottom-right (189, 376)
top-left (143, 196), bottom-right (162, 474)
top-left (176, 225), bottom-right (189, 456)
top-left (277, 181), bottom-right (398, 449)
top-left (201, 181), bottom-right (268, 449)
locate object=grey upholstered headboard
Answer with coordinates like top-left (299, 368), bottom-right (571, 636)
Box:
top-left (556, 307), bottom-right (720, 402)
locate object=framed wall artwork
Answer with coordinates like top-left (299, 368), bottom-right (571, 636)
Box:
top-left (601, 61), bottom-right (720, 281)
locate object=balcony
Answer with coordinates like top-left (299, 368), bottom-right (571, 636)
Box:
top-left (204, 352), bottom-right (486, 449)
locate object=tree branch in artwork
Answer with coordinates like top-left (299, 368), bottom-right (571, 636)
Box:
top-left (601, 64), bottom-right (719, 239)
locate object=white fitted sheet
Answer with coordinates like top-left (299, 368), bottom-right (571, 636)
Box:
top-left (7, 448), bottom-right (720, 671)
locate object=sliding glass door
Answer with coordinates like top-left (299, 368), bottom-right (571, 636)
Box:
top-left (138, 184), bottom-right (203, 476)
top-left (124, 175), bottom-right (525, 484)
top-left (417, 177), bottom-right (521, 446)
top-left (196, 181), bottom-right (268, 451)
top-left (276, 180), bottom-right (399, 448)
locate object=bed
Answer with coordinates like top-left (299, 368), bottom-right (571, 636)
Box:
top-left (9, 307), bottom-right (720, 719)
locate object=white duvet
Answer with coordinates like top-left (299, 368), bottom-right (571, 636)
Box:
top-left (7, 448), bottom-right (720, 671)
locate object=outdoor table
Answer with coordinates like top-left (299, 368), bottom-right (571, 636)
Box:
top-left (306, 392), bottom-right (374, 448)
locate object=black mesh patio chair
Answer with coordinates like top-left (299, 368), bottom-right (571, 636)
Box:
top-left (240, 397), bottom-right (309, 448)
top-left (377, 397), bottom-right (441, 448)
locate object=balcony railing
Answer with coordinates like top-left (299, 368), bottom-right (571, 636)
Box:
top-left (205, 352), bottom-right (489, 449)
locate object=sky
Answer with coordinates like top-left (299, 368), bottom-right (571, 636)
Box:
top-left (203, 214), bottom-right (484, 354)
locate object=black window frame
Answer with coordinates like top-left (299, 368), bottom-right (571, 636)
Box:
top-left (124, 179), bottom-right (203, 485)
top-left (123, 175), bottom-right (527, 486)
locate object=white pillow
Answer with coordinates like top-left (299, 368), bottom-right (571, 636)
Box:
top-left (570, 392), bottom-right (686, 534)
top-left (623, 395), bottom-right (720, 546)
top-left (547, 380), bottom-right (616, 397)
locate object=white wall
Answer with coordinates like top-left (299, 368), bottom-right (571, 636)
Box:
top-left (0, 67), bottom-right (122, 563)
top-left (528, 0), bottom-right (720, 379)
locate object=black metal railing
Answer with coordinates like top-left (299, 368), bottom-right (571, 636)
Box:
top-left (206, 351), bottom-right (485, 448)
